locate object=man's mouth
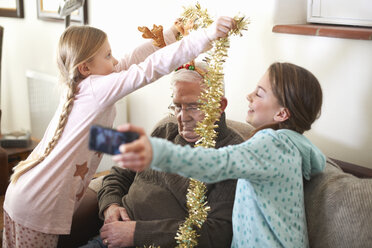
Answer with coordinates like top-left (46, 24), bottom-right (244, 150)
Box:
top-left (181, 123), bottom-right (195, 130)
top-left (183, 127), bottom-right (195, 132)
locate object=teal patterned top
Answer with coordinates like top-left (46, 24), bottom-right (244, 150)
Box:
top-left (149, 128), bottom-right (326, 248)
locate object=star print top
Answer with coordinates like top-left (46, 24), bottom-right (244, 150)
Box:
top-left (149, 128), bottom-right (326, 248)
top-left (4, 28), bottom-right (214, 234)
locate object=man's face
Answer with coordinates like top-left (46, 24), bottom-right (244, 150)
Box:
top-left (172, 81), bottom-right (205, 143)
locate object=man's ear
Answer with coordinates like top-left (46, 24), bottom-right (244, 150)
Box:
top-left (77, 63), bottom-right (91, 78)
top-left (219, 97), bottom-right (228, 113)
top-left (274, 107), bottom-right (290, 122)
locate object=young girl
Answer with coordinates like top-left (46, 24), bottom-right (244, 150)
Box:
top-left (113, 62), bottom-right (326, 248)
top-left (2, 17), bottom-right (235, 247)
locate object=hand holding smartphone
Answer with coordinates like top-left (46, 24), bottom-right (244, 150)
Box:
top-left (89, 125), bottom-right (139, 155)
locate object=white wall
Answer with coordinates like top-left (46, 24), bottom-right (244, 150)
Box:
top-left (1, 0), bottom-right (371, 168)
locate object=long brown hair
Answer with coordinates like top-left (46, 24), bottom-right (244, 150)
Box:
top-left (11, 25), bottom-right (107, 183)
top-left (251, 62), bottom-right (322, 136)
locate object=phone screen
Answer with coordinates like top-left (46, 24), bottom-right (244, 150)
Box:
top-left (89, 125), bottom-right (139, 155)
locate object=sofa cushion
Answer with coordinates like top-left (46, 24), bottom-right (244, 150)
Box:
top-left (57, 188), bottom-right (102, 247)
top-left (89, 175), bottom-right (104, 193)
top-left (305, 158), bottom-right (372, 248)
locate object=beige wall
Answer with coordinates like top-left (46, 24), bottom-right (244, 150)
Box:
top-left (1, 0), bottom-right (371, 168)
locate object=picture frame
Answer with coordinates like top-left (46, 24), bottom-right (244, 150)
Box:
top-left (0, 0), bottom-right (24, 18)
top-left (36, 0), bottom-right (88, 24)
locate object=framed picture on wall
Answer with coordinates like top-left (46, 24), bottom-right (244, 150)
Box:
top-left (36, 0), bottom-right (88, 24)
top-left (0, 0), bottom-right (24, 18)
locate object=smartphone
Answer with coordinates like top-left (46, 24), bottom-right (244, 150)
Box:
top-left (88, 125), bottom-right (139, 155)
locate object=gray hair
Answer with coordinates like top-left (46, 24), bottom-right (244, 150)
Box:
top-left (170, 61), bottom-right (226, 95)
top-left (170, 61), bottom-right (207, 86)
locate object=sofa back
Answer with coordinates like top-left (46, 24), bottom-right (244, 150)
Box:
top-left (305, 158), bottom-right (372, 247)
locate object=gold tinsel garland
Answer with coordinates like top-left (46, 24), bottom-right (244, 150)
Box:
top-left (194, 16), bottom-right (249, 148)
top-left (175, 178), bottom-right (210, 247)
top-left (174, 3), bottom-right (249, 248)
top-left (140, 3), bottom-right (248, 248)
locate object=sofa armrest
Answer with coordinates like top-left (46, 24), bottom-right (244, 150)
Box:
top-left (330, 157), bottom-right (372, 178)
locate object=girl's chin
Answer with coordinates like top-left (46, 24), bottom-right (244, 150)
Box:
top-left (245, 117), bottom-right (256, 128)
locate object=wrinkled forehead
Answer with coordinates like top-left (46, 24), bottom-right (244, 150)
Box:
top-left (172, 80), bottom-right (203, 102)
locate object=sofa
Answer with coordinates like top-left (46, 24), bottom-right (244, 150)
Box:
top-left (57, 117), bottom-right (372, 248)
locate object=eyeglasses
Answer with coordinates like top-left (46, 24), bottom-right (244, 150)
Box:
top-left (168, 103), bottom-right (202, 116)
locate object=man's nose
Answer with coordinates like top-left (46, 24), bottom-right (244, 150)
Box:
top-left (179, 109), bottom-right (192, 121)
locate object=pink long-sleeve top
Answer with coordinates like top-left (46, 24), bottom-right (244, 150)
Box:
top-left (4, 28), bottom-right (212, 234)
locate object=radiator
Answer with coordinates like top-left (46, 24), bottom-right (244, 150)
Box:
top-left (26, 70), bottom-right (59, 140)
top-left (26, 70), bottom-right (127, 172)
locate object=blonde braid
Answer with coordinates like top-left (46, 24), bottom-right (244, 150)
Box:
top-left (11, 25), bottom-right (107, 183)
top-left (44, 81), bottom-right (76, 156)
top-left (11, 79), bottom-right (77, 183)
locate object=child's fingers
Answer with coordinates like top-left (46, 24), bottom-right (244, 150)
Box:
top-left (112, 128), bottom-right (152, 172)
top-left (120, 160), bottom-right (145, 172)
top-left (123, 160), bottom-right (147, 172)
top-left (113, 152), bottom-right (145, 171)
top-left (112, 152), bottom-right (138, 165)
top-left (112, 153), bottom-right (124, 163)
top-left (116, 123), bottom-right (130, 132)
top-left (209, 16), bottom-right (235, 39)
top-left (217, 25), bottom-right (231, 34)
top-left (218, 17), bottom-right (235, 32)
top-left (218, 16), bottom-right (232, 25)
top-left (119, 139), bottom-right (143, 153)
top-left (116, 152), bottom-right (139, 162)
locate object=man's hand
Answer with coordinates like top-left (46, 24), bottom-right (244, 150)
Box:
top-left (100, 221), bottom-right (136, 248)
top-left (112, 124), bottom-right (153, 172)
top-left (104, 204), bottom-right (131, 224)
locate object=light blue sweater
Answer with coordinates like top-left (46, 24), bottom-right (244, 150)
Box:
top-left (149, 129), bottom-right (326, 248)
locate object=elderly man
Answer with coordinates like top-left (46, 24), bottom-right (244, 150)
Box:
top-left (90, 62), bottom-right (244, 248)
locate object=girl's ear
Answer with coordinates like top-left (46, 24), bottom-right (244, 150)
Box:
top-left (274, 107), bottom-right (290, 122)
top-left (77, 63), bottom-right (91, 78)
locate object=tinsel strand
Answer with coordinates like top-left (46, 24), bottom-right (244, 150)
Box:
top-left (142, 3), bottom-right (249, 248)
top-left (176, 2), bottom-right (213, 41)
top-left (174, 3), bottom-right (249, 248)
top-left (195, 16), bottom-right (249, 148)
top-left (173, 3), bottom-right (214, 248)
top-left (175, 178), bottom-right (210, 248)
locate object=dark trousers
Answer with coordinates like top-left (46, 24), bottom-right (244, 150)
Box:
top-left (78, 236), bottom-right (107, 248)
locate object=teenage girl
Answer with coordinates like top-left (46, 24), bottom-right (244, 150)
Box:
top-left (2, 17), bottom-right (236, 247)
top-left (112, 62), bottom-right (326, 248)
